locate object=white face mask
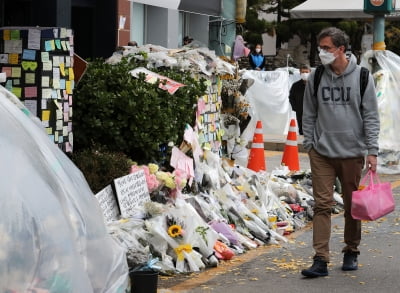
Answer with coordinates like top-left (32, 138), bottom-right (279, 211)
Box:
top-left (255, 48), bottom-right (261, 53)
top-left (300, 72), bottom-right (310, 81)
top-left (319, 49), bottom-right (337, 65)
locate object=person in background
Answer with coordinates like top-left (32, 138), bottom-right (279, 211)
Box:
top-left (288, 64), bottom-right (311, 135)
top-left (232, 35), bottom-right (249, 61)
top-left (248, 44), bottom-right (266, 71)
top-left (128, 41), bottom-right (138, 47)
top-left (183, 36), bottom-right (193, 46)
top-left (301, 27), bottom-right (379, 278)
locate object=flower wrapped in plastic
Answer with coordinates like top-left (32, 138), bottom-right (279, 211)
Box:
top-left (145, 210), bottom-right (204, 273)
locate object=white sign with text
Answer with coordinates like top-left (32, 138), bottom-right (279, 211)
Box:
top-left (114, 169), bottom-right (150, 218)
top-left (94, 184), bottom-right (120, 223)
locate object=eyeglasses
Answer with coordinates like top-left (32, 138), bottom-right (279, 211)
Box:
top-left (317, 46), bottom-right (337, 52)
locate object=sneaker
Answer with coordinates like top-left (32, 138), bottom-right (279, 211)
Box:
top-left (342, 252), bottom-right (358, 271)
top-left (301, 256), bottom-right (328, 277)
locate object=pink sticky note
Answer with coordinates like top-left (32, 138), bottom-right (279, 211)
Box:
top-left (2, 67), bottom-right (12, 77)
top-left (24, 86), bottom-right (37, 98)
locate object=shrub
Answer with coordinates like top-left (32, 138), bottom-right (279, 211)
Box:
top-left (73, 57), bottom-right (207, 165)
top-left (70, 146), bottom-right (133, 194)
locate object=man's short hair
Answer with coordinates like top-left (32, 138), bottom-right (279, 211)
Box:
top-left (317, 27), bottom-right (349, 50)
top-left (299, 64), bottom-right (310, 71)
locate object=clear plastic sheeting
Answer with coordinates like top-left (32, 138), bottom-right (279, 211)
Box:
top-left (0, 86), bottom-right (129, 292)
top-left (360, 50), bottom-right (400, 174)
top-left (241, 70), bottom-right (292, 139)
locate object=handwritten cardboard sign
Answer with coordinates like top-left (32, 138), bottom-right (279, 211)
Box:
top-left (94, 185), bottom-right (120, 223)
top-left (114, 169), bottom-right (150, 218)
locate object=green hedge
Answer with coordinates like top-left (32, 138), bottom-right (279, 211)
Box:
top-left (73, 56), bottom-right (207, 165)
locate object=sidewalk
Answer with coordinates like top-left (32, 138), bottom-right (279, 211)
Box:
top-left (157, 152), bottom-right (400, 293)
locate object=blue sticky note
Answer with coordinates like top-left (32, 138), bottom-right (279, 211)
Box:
top-left (55, 39), bottom-right (62, 50)
top-left (45, 40), bottom-right (52, 51)
top-left (5, 80), bottom-right (12, 91)
top-left (60, 79), bottom-right (66, 89)
top-left (22, 49), bottom-right (36, 61)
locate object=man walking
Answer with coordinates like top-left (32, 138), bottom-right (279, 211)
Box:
top-left (289, 64), bottom-right (311, 135)
top-left (301, 27), bottom-right (380, 277)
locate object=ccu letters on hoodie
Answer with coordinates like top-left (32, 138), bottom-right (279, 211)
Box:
top-left (302, 54), bottom-right (380, 159)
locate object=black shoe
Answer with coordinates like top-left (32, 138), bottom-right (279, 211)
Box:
top-left (342, 252), bottom-right (358, 271)
top-left (301, 256), bottom-right (328, 277)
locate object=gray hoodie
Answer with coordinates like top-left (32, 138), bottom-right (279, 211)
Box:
top-left (302, 54), bottom-right (380, 158)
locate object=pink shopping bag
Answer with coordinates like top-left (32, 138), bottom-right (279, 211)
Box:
top-left (351, 170), bottom-right (395, 221)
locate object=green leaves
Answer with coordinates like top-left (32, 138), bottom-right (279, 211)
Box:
top-left (73, 56), bottom-right (206, 165)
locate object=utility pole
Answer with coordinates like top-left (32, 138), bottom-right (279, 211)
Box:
top-left (364, 0), bottom-right (396, 51)
top-left (363, 0), bottom-right (395, 72)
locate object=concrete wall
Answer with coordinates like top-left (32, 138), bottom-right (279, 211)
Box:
top-left (146, 6), bottom-right (179, 48)
top-left (188, 14), bottom-right (209, 47)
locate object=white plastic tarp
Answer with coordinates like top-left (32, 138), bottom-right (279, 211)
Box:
top-left (241, 70), bottom-right (292, 140)
top-left (290, 0), bottom-right (400, 19)
top-left (360, 50), bottom-right (400, 174)
top-left (0, 86), bottom-right (129, 292)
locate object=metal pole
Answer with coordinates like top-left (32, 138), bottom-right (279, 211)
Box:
top-left (372, 14), bottom-right (386, 50)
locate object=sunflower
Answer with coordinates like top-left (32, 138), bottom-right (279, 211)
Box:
top-left (168, 224), bottom-right (183, 238)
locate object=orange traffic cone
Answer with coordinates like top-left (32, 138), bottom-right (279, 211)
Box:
top-left (281, 119), bottom-right (300, 171)
top-left (247, 120), bottom-right (266, 172)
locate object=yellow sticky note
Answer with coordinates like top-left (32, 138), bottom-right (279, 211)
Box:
top-left (68, 68), bottom-right (74, 81)
top-left (9, 53), bottom-right (19, 64)
top-left (50, 40), bottom-right (56, 50)
top-left (11, 87), bottom-right (21, 98)
top-left (46, 128), bottom-right (53, 135)
top-left (66, 80), bottom-right (72, 94)
top-left (42, 110), bottom-right (50, 121)
top-left (3, 30), bottom-right (10, 40)
top-left (59, 63), bottom-right (65, 76)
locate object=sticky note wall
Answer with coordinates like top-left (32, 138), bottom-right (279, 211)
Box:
top-left (0, 27), bottom-right (74, 153)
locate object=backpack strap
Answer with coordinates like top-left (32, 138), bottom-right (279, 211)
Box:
top-left (359, 66), bottom-right (369, 99)
top-left (313, 65), bottom-right (324, 98)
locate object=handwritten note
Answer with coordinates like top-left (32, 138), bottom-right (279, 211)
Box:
top-left (94, 185), bottom-right (120, 223)
top-left (114, 170), bottom-right (150, 218)
top-left (24, 100), bottom-right (37, 116)
top-left (25, 73), bottom-right (35, 84)
top-left (28, 29), bottom-right (41, 50)
top-left (4, 40), bottom-right (23, 54)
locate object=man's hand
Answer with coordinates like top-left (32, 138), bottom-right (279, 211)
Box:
top-left (366, 155), bottom-right (378, 172)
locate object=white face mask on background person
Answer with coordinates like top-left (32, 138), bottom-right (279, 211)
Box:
top-left (255, 48), bottom-right (261, 53)
top-left (319, 49), bottom-right (337, 65)
top-left (300, 72), bottom-right (310, 81)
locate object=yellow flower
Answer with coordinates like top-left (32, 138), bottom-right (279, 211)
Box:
top-left (165, 177), bottom-right (176, 189)
top-left (174, 244), bottom-right (193, 261)
top-left (156, 171), bottom-right (168, 181)
top-left (148, 163), bottom-right (159, 174)
top-left (168, 224), bottom-right (183, 238)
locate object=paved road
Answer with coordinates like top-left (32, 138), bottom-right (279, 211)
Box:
top-left (157, 151), bottom-right (400, 293)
